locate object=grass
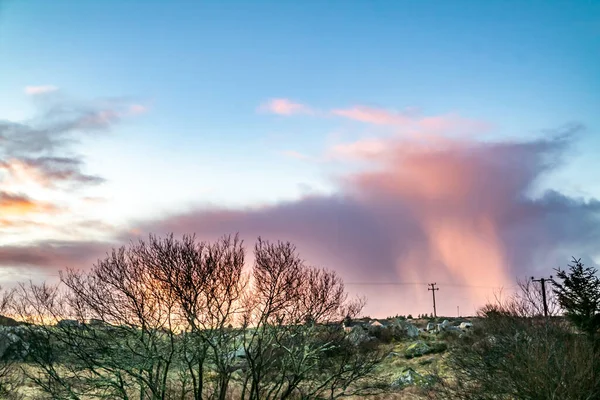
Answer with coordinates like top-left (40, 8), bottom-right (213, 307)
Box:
top-left (5, 320), bottom-right (470, 399)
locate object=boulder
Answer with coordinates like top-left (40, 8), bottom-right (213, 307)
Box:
top-left (459, 322), bottom-right (473, 330)
top-left (436, 319), bottom-right (452, 332)
top-left (402, 322), bottom-right (420, 338)
top-left (0, 326), bottom-right (28, 359)
top-left (392, 367), bottom-right (420, 387)
top-left (404, 340), bottom-right (430, 358)
top-left (347, 326), bottom-right (370, 345)
top-left (391, 367), bottom-right (439, 388)
top-left (426, 322), bottom-right (435, 331)
top-left (0, 329), bottom-right (17, 358)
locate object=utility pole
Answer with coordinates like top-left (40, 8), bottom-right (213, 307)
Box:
top-left (428, 283), bottom-right (439, 318)
top-left (531, 276), bottom-right (553, 317)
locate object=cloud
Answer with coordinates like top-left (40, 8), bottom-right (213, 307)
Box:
top-left (128, 104), bottom-right (148, 115)
top-left (24, 85), bottom-right (58, 95)
top-left (0, 192), bottom-right (59, 215)
top-left (2, 123), bottom-right (596, 317)
top-left (281, 150), bottom-right (312, 161)
top-left (332, 106), bottom-right (413, 125)
top-left (0, 94), bottom-right (146, 232)
top-left (0, 240), bottom-right (113, 272)
top-left (331, 106), bottom-right (489, 136)
top-left (258, 98), bottom-right (313, 115)
top-left (329, 138), bottom-right (389, 160)
top-left (123, 125), bottom-right (598, 317)
top-left (1, 96), bottom-right (597, 318)
top-left (0, 157), bottom-right (104, 189)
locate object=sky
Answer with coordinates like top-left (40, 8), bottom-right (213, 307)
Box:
top-left (0, 0), bottom-right (599, 317)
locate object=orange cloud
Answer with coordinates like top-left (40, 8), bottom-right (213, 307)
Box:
top-left (258, 98), bottom-right (312, 115)
top-left (0, 192), bottom-right (59, 216)
top-left (0, 157), bottom-right (104, 188)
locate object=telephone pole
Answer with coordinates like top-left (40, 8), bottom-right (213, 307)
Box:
top-left (428, 283), bottom-right (439, 318)
top-left (531, 276), bottom-right (553, 317)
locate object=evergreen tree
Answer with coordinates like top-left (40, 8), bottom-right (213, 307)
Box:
top-left (553, 257), bottom-right (600, 340)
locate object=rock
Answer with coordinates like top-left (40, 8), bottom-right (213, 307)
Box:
top-left (0, 326), bottom-right (28, 359)
top-left (391, 367), bottom-right (439, 388)
top-left (426, 322), bottom-right (435, 331)
top-left (391, 367), bottom-right (421, 387)
top-left (347, 326), bottom-right (370, 345)
top-left (436, 319), bottom-right (452, 332)
top-left (229, 346), bottom-right (246, 359)
top-left (405, 340), bottom-right (431, 358)
top-left (404, 323), bottom-right (420, 338)
top-left (0, 330), bottom-right (16, 358)
top-left (459, 322), bottom-right (473, 330)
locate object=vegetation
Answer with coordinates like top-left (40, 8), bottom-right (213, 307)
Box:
top-left (440, 263), bottom-right (600, 400)
top-left (0, 235), bottom-right (598, 399)
top-left (6, 234), bottom-right (386, 399)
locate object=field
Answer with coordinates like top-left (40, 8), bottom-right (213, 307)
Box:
top-left (1, 317), bottom-right (469, 400)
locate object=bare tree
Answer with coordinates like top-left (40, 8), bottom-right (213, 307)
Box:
top-left (0, 287), bottom-right (23, 399)
top-left (238, 238), bottom-right (382, 400)
top-left (14, 234), bottom-right (385, 400)
top-left (513, 277), bottom-right (560, 317)
top-left (16, 241), bottom-right (181, 399)
top-left (143, 234), bottom-right (247, 400)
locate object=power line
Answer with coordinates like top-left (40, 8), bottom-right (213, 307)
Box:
top-left (345, 281), bottom-right (518, 290)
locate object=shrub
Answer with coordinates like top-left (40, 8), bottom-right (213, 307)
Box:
top-left (440, 300), bottom-right (600, 399)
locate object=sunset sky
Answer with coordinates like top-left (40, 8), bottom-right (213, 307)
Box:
top-left (1, 1), bottom-right (599, 317)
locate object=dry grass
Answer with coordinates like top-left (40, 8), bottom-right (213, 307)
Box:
top-left (8, 331), bottom-right (455, 399)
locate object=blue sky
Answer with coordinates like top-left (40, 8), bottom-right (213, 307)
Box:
top-left (0, 0), bottom-right (599, 315)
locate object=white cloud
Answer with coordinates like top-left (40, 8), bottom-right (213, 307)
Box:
top-left (24, 85), bottom-right (59, 95)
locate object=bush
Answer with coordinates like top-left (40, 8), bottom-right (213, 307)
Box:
top-left (440, 304), bottom-right (600, 399)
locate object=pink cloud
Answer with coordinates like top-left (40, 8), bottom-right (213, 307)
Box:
top-left (332, 106), bottom-right (413, 125)
top-left (111, 126), bottom-right (592, 318)
top-left (1, 101), bottom-right (594, 319)
top-left (258, 98), bottom-right (312, 115)
top-left (329, 138), bottom-right (388, 160)
top-left (281, 150), bottom-right (312, 160)
top-left (128, 104), bottom-right (148, 115)
top-left (332, 106), bottom-right (490, 137)
top-left (24, 85), bottom-right (59, 95)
